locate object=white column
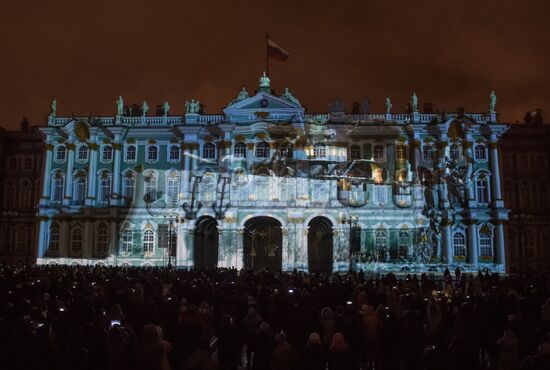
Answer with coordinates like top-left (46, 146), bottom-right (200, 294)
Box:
top-left (84, 222), bottom-right (93, 260)
top-left (442, 223), bottom-right (453, 264)
top-left (489, 141), bottom-right (503, 208)
top-left (246, 143), bottom-right (254, 169)
top-left (176, 222), bottom-right (187, 267)
top-left (465, 140), bottom-right (476, 207)
top-left (217, 228), bottom-right (227, 268)
top-left (236, 227), bottom-right (244, 270)
top-left (86, 139), bottom-right (98, 206)
top-left (187, 227), bottom-right (195, 267)
top-left (112, 142), bottom-right (122, 205)
top-left (40, 144), bottom-right (54, 204)
top-left (63, 143), bottom-right (75, 206)
top-left (468, 222), bottom-right (478, 266)
top-left (37, 220), bottom-right (49, 258)
top-left (495, 222), bottom-right (506, 267)
top-left (109, 221), bottom-right (117, 263)
top-left (182, 143), bottom-right (191, 195)
top-left (281, 227), bottom-right (291, 271)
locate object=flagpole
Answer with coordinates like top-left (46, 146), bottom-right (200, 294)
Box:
top-left (265, 34), bottom-right (269, 76)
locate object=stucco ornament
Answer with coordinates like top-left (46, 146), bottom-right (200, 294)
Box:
top-left (489, 90), bottom-right (497, 113)
top-left (142, 101), bottom-right (149, 116)
top-left (50, 98), bottom-right (57, 118)
top-left (282, 87), bottom-right (300, 106)
top-left (385, 97), bottom-right (392, 114)
top-left (116, 96), bottom-right (124, 115)
top-left (162, 101), bottom-right (170, 116)
top-left (185, 99), bottom-right (201, 114)
top-left (410, 91), bottom-right (418, 112)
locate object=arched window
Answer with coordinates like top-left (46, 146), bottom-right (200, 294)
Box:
top-left (5, 179), bottom-right (16, 208)
top-left (504, 180), bottom-right (514, 208)
top-left (169, 145), bottom-right (180, 161)
top-left (70, 227), bottom-right (83, 253)
top-left (350, 145), bottom-right (361, 160)
top-left (373, 144), bottom-right (385, 161)
top-left (453, 232), bottom-right (466, 257)
top-left (123, 173), bottom-right (135, 202)
top-left (102, 146), bottom-right (113, 162)
top-left (98, 172), bottom-right (111, 203)
top-left (520, 180), bottom-right (532, 209)
top-left (144, 172), bottom-right (158, 203)
top-left (96, 224), bottom-right (108, 254)
top-left (16, 225), bottom-right (27, 251)
top-left (525, 231), bottom-right (537, 259)
top-left (537, 180), bottom-right (549, 208)
top-left (49, 223), bottom-right (60, 252)
top-left (395, 145), bottom-right (406, 160)
top-left (147, 145), bottom-right (158, 162)
top-left (422, 145), bottom-right (434, 161)
top-left (474, 144), bottom-right (486, 161)
top-left (77, 145), bottom-right (88, 161)
top-left (125, 145), bottom-right (136, 162)
top-left (475, 173), bottom-right (490, 205)
top-left (55, 146), bottom-right (66, 162)
top-left (73, 176), bottom-right (87, 205)
top-left (279, 142), bottom-right (293, 159)
top-left (166, 173), bottom-right (180, 205)
top-left (143, 229), bottom-right (154, 254)
top-left (449, 143), bottom-right (461, 160)
top-left (1, 225), bottom-right (12, 251)
top-left (255, 142), bottom-right (270, 158)
top-left (121, 228), bottom-right (133, 253)
top-left (479, 229), bottom-right (493, 257)
top-left (375, 230), bottom-right (387, 258)
top-left (398, 230), bottom-right (411, 256)
top-left (313, 143), bottom-right (326, 158)
top-left (201, 175), bottom-right (216, 202)
top-left (19, 179), bottom-right (32, 208)
top-left (51, 173), bottom-right (64, 202)
top-left (234, 142), bottom-right (246, 158)
top-left (202, 143), bottom-right (216, 159)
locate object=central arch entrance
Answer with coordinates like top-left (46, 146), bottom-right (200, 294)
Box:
top-left (244, 217), bottom-right (282, 271)
top-left (194, 216), bottom-right (218, 269)
top-left (308, 217), bottom-right (334, 274)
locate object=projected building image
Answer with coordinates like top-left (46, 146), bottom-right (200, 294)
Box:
top-left (36, 74), bottom-right (509, 273)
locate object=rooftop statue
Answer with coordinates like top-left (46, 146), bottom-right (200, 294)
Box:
top-left (162, 101), bottom-right (170, 116)
top-left (230, 87), bottom-right (249, 105)
top-left (116, 96), bottom-right (124, 115)
top-left (410, 91), bottom-right (418, 112)
top-left (259, 71), bottom-right (270, 88)
top-left (489, 90), bottom-right (497, 113)
top-left (385, 97), bottom-right (392, 114)
top-left (50, 98), bottom-right (57, 118)
top-left (185, 99), bottom-right (201, 114)
top-left (282, 87), bottom-right (300, 106)
top-left (142, 101), bottom-right (149, 116)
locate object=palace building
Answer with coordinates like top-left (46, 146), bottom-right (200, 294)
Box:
top-left (36, 73), bottom-right (509, 273)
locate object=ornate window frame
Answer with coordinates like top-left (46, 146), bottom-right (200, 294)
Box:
top-left (54, 144), bottom-right (67, 163)
top-left (168, 144), bottom-right (181, 163)
top-left (76, 144), bottom-right (89, 163)
top-left (100, 145), bottom-right (113, 164)
top-left (372, 143), bottom-right (386, 162)
top-left (474, 142), bottom-right (488, 163)
top-left (124, 144), bottom-right (137, 164)
top-left (234, 142), bottom-right (246, 158)
top-left (145, 143), bottom-right (159, 164)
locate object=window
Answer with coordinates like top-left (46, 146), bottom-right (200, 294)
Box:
top-left (52, 174), bottom-right (64, 202)
top-left (281, 177), bottom-right (295, 201)
top-left (537, 181), bottom-right (549, 208)
top-left (375, 230), bottom-right (387, 258)
top-left (201, 175), bottom-right (216, 202)
top-left (5, 180), bottom-right (16, 208)
top-left (167, 175), bottom-right (179, 205)
top-left (453, 232), bottom-right (466, 257)
top-left (71, 227), bottom-right (83, 253)
top-left (234, 142), bottom-right (246, 158)
top-left (98, 173), bottom-right (111, 203)
top-left (350, 145), bottom-right (361, 160)
top-left (2, 226), bottom-right (12, 251)
top-left (202, 143), bottom-right (216, 159)
top-left (449, 144), bottom-right (460, 160)
top-left (169, 145), bottom-right (180, 161)
top-left (102, 146), bottom-right (113, 162)
top-left (8, 157), bottom-right (18, 170)
top-left (373, 144), bottom-right (385, 161)
top-left (96, 224), bottom-right (108, 254)
top-left (123, 175), bottom-right (135, 202)
top-left (16, 226), bottom-right (27, 251)
top-left (73, 177), bottom-right (86, 204)
top-left (395, 145), bottom-right (406, 161)
top-left (144, 173), bottom-right (158, 203)
top-left (520, 180), bottom-right (532, 209)
top-left (374, 185), bottom-right (387, 205)
top-left (525, 232), bottom-right (536, 259)
top-left (313, 143), bottom-right (326, 158)
top-left (19, 179), bottom-right (32, 208)
top-left (23, 157), bottom-right (33, 170)
top-left (422, 145), bottom-right (434, 161)
top-left (121, 229), bottom-right (133, 253)
top-left (479, 230), bottom-right (493, 257)
top-left (56, 146), bottom-right (66, 162)
top-left (475, 174), bottom-right (490, 205)
top-left (398, 230), bottom-right (410, 256)
top-left (143, 230), bottom-right (154, 254)
top-left (504, 180), bottom-right (514, 208)
top-left (125, 145), bottom-right (136, 162)
top-left (279, 143), bottom-right (293, 159)
top-left (49, 223), bottom-right (60, 252)
top-left (474, 144), bottom-right (486, 161)
top-left (77, 145), bottom-right (88, 161)
top-left (147, 145), bottom-right (158, 162)
top-left (255, 142), bottom-right (270, 158)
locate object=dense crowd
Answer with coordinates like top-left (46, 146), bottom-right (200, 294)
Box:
top-left (0, 264), bottom-right (549, 370)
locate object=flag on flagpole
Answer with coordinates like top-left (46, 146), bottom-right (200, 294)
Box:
top-left (267, 38), bottom-right (290, 62)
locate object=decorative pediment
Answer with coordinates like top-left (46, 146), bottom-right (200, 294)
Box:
top-left (223, 92), bottom-right (304, 124)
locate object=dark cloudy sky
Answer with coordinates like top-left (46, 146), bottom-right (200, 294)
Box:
top-left (1, 0), bottom-right (549, 129)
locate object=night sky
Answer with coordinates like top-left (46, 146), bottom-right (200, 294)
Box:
top-left (1, 0), bottom-right (549, 129)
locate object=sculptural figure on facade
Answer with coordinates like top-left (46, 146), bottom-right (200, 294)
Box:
top-left (489, 90), bottom-right (497, 113)
top-left (237, 87), bottom-right (249, 101)
top-left (116, 96), bottom-right (124, 115)
top-left (162, 101), bottom-right (170, 116)
top-left (282, 87), bottom-right (301, 106)
top-left (142, 101), bottom-right (149, 116)
top-left (185, 99), bottom-right (201, 114)
top-left (50, 98), bottom-right (57, 118)
top-left (259, 71), bottom-right (270, 88)
top-left (385, 97), bottom-right (392, 114)
top-left (410, 91), bottom-right (418, 112)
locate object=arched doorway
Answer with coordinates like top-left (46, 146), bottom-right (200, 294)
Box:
top-left (194, 216), bottom-right (219, 269)
top-left (244, 217), bottom-right (282, 271)
top-left (308, 217), bottom-right (334, 274)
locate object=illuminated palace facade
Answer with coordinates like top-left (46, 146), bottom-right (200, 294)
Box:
top-left (36, 74), bottom-right (509, 272)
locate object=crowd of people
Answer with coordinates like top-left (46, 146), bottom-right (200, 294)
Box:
top-left (0, 264), bottom-right (549, 370)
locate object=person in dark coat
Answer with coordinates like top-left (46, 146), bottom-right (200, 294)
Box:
top-left (252, 322), bottom-right (274, 370)
top-left (328, 333), bottom-right (352, 370)
top-left (303, 333), bottom-right (326, 370)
